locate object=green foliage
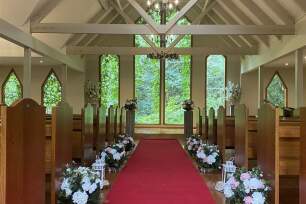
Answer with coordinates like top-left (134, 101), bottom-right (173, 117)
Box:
top-left (267, 73), bottom-right (286, 107)
top-left (43, 72), bottom-right (62, 114)
top-left (206, 55), bottom-right (226, 114)
top-left (100, 55), bottom-right (119, 108)
top-left (135, 55), bottom-right (160, 124)
top-left (3, 71), bottom-right (22, 106)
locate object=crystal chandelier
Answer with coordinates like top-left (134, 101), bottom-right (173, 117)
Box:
top-left (147, 0), bottom-right (179, 11)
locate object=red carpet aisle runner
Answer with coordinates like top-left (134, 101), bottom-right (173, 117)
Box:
top-left (105, 139), bottom-right (215, 204)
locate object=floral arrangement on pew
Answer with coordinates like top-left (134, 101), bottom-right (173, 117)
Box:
top-left (186, 134), bottom-right (203, 157)
top-left (182, 99), bottom-right (194, 111)
top-left (58, 165), bottom-right (103, 204)
top-left (223, 167), bottom-right (271, 204)
top-left (225, 81), bottom-right (241, 105)
top-left (196, 143), bottom-right (221, 172)
top-left (124, 98), bottom-right (138, 111)
top-left (102, 143), bottom-right (126, 171)
top-left (116, 134), bottom-right (136, 153)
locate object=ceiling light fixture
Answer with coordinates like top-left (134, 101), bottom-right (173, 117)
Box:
top-left (147, 0), bottom-right (179, 11)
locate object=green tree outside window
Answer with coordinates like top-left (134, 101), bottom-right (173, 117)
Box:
top-left (100, 55), bottom-right (119, 108)
top-left (42, 71), bottom-right (62, 114)
top-left (206, 55), bottom-right (226, 114)
top-left (2, 70), bottom-right (22, 106)
top-left (266, 73), bottom-right (287, 107)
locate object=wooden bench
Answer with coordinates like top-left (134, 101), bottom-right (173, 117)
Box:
top-left (257, 104), bottom-right (306, 204)
top-left (208, 108), bottom-right (217, 144)
top-left (194, 107), bottom-right (202, 136)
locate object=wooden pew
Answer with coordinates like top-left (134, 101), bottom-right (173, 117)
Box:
top-left (96, 106), bottom-right (107, 152)
top-left (72, 114), bottom-right (82, 161)
top-left (208, 108), bottom-right (217, 144)
top-left (194, 107), bottom-right (202, 136)
top-left (201, 108), bottom-right (208, 140)
top-left (107, 105), bottom-right (115, 144)
top-left (114, 106), bottom-right (120, 137)
top-left (120, 107), bottom-right (126, 135)
top-left (0, 99), bottom-right (45, 204)
top-left (50, 102), bottom-right (73, 204)
top-left (82, 103), bottom-right (95, 163)
top-left (257, 104), bottom-right (306, 204)
top-left (234, 104), bottom-right (258, 169)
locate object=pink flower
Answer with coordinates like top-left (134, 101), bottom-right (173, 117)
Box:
top-left (243, 196), bottom-right (253, 204)
top-left (240, 173), bottom-right (251, 181)
top-left (228, 177), bottom-right (239, 189)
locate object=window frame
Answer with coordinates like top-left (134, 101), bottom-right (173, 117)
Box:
top-left (2, 68), bottom-right (23, 105)
top-left (205, 55), bottom-right (227, 116)
top-left (265, 71), bottom-right (288, 107)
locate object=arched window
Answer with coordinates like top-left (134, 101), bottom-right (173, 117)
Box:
top-left (2, 69), bottom-right (22, 106)
top-left (100, 54), bottom-right (119, 108)
top-left (42, 70), bottom-right (62, 114)
top-left (206, 55), bottom-right (226, 114)
top-left (266, 72), bottom-right (287, 107)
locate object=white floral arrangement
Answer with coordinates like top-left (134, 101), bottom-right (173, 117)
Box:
top-left (124, 98), bottom-right (137, 110)
top-left (196, 143), bottom-right (221, 170)
top-left (182, 99), bottom-right (194, 111)
top-left (225, 81), bottom-right (241, 105)
top-left (58, 165), bottom-right (103, 204)
top-left (116, 134), bottom-right (136, 153)
top-left (85, 80), bottom-right (100, 102)
top-left (102, 143), bottom-right (126, 170)
top-left (186, 135), bottom-right (203, 157)
top-left (223, 167), bottom-right (271, 204)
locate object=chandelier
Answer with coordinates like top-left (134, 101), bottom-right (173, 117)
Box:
top-left (147, 51), bottom-right (179, 60)
top-left (147, 0), bottom-right (179, 11)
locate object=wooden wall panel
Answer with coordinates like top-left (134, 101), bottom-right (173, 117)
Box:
top-left (82, 103), bottom-right (95, 163)
top-left (96, 106), bottom-right (107, 152)
top-left (0, 99), bottom-right (45, 204)
top-left (51, 102), bottom-right (73, 204)
top-left (300, 108), bottom-right (306, 204)
top-left (235, 104), bottom-right (249, 168)
top-left (208, 108), bottom-right (216, 144)
top-left (217, 106), bottom-right (226, 162)
top-left (257, 104), bottom-right (279, 204)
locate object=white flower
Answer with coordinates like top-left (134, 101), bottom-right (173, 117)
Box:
top-left (95, 178), bottom-right (103, 189)
top-left (110, 149), bottom-right (117, 155)
top-left (224, 184), bottom-right (234, 198)
top-left (249, 178), bottom-right (264, 190)
top-left (65, 188), bottom-right (72, 197)
top-left (60, 178), bottom-right (70, 191)
top-left (113, 153), bottom-right (122, 161)
top-left (212, 152), bottom-right (218, 158)
top-left (81, 177), bottom-right (91, 192)
top-left (188, 145), bottom-right (192, 150)
top-left (88, 183), bottom-right (97, 194)
top-left (207, 155), bottom-right (216, 165)
top-left (72, 191), bottom-right (88, 204)
top-left (197, 151), bottom-right (206, 159)
top-left (243, 180), bottom-right (251, 194)
top-left (252, 192), bottom-right (265, 204)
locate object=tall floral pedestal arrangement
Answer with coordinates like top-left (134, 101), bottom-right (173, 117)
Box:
top-left (126, 110), bottom-right (135, 138)
top-left (182, 99), bottom-right (194, 138)
top-left (124, 99), bottom-right (137, 138)
top-left (225, 81), bottom-right (241, 117)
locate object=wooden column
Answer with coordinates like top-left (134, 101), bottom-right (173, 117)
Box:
top-left (23, 48), bottom-right (31, 98)
top-left (61, 64), bottom-right (68, 102)
top-left (258, 66), bottom-right (264, 109)
top-left (295, 49), bottom-right (304, 108)
top-left (184, 110), bottom-right (193, 137)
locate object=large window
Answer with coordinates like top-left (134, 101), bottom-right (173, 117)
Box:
top-left (134, 9), bottom-right (191, 125)
top-left (42, 70), bottom-right (62, 114)
top-left (2, 69), bottom-right (22, 106)
top-left (206, 55), bottom-right (226, 114)
top-left (100, 55), bottom-right (119, 108)
top-left (266, 72), bottom-right (287, 107)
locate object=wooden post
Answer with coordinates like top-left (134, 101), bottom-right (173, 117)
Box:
top-left (300, 107), bottom-right (306, 204)
top-left (217, 106), bottom-right (226, 162)
top-left (208, 108), bottom-right (217, 144)
top-left (184, 110), bottom-right (193, 138)
top-left (126, 109), bottom-right (135, 138)
top-left (295, 49), bottom-right (304, 108)
top-left (0, 99), bottom-right (45, 204)
top-left (82, 103), bottom-right (95, 163)
top-left (23, 48), bottom-right (31, 98)
top-left (96, 106), bottom-right (107, 152)
top-left (51, 102), bottom-right (73, 204)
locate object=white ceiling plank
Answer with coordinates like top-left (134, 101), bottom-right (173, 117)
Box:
top-left (0, 18), bottom-right (85, 72)
top-left (29, 0), bottom-right (64, 24)
top-left (293, 0), bottom-right (306, 12)
top-left (215, 0), bottom-right (270, 47)
top-left (31, 23), bottom-right (294, 35)
top-left (97, 0), bottom-right (109, 10)
top-left (66, 46), bottom-right (257, 55)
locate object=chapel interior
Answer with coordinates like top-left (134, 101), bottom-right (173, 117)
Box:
top-left (0, 0), bottom-right (306, 204)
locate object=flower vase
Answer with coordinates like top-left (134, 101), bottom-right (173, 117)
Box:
top-left (126, 110), bottom-right (135, 138)
top-left (184, 110), bottom-right (193, 138)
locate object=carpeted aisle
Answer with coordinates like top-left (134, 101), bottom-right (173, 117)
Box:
top-left (105, 139), bottom-right (215, 204)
